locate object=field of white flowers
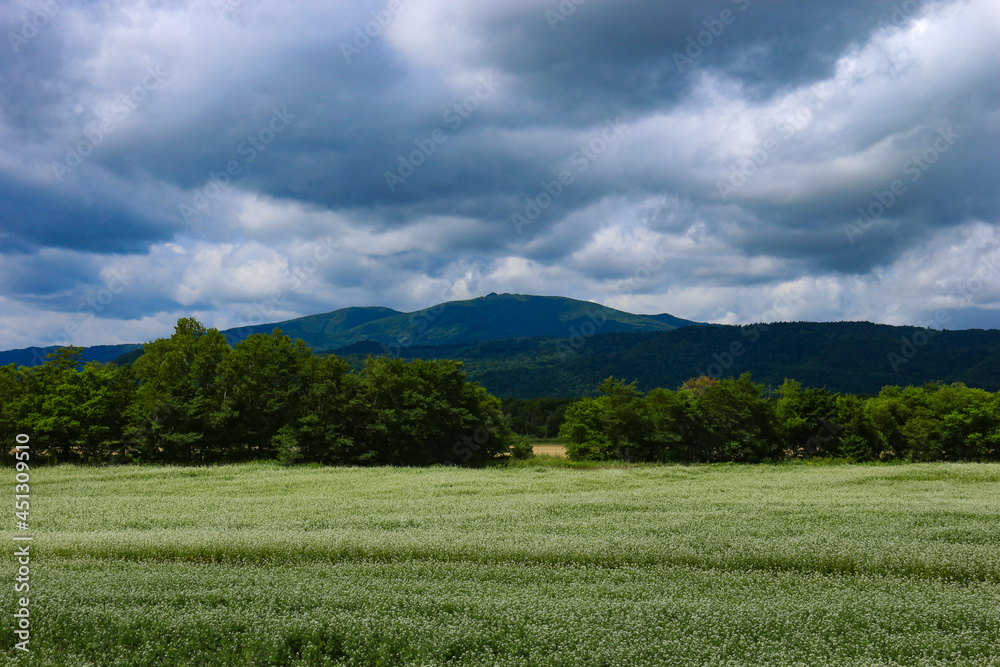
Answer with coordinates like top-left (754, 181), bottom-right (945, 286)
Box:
top-left (3, 462), bottom-right (1000, 665)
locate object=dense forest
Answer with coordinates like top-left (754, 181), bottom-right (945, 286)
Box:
top-left (3, 318), bottom-right (999, 467)
top-left (0, 319), bottom-right (514, 466)
top-left (334, 322), bottom-right (1000, 398)
top-left (560, 375), bottom-right (1000, 463)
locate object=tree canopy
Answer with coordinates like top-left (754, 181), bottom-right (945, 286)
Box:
top-left (1, 319), bottom-right (514, 466)
top-left (559, 374), bottom-right (1000, 463)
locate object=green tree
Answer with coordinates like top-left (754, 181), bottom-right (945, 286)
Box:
top-left (125, 318), bottom-right (230, 463)
top-left (559, 397), bottom-right (612, 461)
top-left (559, 378), bottom-right (652, 462)
top-left (18, 348), bottom-right (87, 461)
top-left (288, 354), bottom-right (356, 464)
top-left (0, 348), bottom-right (132, 463)
top-left (347, 357), bottom-right (512, 466)
top-left (214, 329), bottom-right (312, 461)
top-left (680, 373), bottom-right (779, 463)
top-left (835, 395), bottom-right (885, 461)
top-left (74, 361), bottom-right (135, 462)
top-left (775, 379), bottom-right (842, 457)
top-left (936, 385), bottom-right (1000, 460)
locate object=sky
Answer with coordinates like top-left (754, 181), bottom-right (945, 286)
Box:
top-left (0, 0), bottom-right (998, 350)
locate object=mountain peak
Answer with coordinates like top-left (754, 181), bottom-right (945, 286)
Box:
top-left (219, 294), bottom-right (700, 350)
top-left (0, 295), bottom-right (701, 365)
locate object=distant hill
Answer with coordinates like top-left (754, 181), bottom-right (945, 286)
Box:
top-left (333, 322), bottom-right (1000, 398)
top-left (217, 293), bottom-right (698, 350)
top-left (219, 306), bottom-right (403, 348)
top-left (0, 344), bottom-right (142, 368)
top-left (0, 294), bottom-right (698, 368)
top-left (4, 298), bottom-right (999, 400)
top-left (640, 312), bottom-right (708, 329)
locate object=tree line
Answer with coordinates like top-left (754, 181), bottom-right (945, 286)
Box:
top-left (559, 375), bottom-right (1000, 463)
top-left (4, 319), bottom-right (999, 467)
top-left (0, 318), bottom-right (514, 466)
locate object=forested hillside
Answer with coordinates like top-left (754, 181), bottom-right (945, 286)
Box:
top-left (334, 322), bottom-right (1000, 398)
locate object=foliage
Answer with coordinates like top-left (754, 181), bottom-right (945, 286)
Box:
top-left (680, 373), bottom-right (780, 462)
top-left (1, 318), bottom-right (515, 466)
top-left (0, 347), bottom-right (134, 463)
top-left (338, 322), bottom-right (1000, 399)
top-left (560, 374), bottom-right (1000, 464)
top-left (124, 318), bottom-right (230, 463)
top-left (5, 316), bottom-right (1000, 467)
top-left (509, 436), bottom-right (534, 459)
top-left (334, 356), bottom-right (514, 466)
top-left (214, 329), bottom-right (312, 460)
top-left (502, 397), bottom-right (573, 437)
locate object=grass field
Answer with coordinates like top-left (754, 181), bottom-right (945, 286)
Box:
top-left (3, 462), bottom-right (1000, 665)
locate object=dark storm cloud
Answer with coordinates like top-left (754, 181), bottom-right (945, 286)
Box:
top-left (3, 0), bottom-right (942, 223)
top-left (0, 0), bottom-right (997, 348)
top-left (0, 250), bottom-right (97, 297)
top-left (0, 174), bottom-right (177, 254)
top-left (462, 0), bottom-right (939, 115)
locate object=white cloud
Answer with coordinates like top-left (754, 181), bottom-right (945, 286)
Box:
top-left (1, 0), bottom-right (998, 349)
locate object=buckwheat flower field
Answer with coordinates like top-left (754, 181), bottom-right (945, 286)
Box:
top-left (3, 462), bottom-right (1000, 665)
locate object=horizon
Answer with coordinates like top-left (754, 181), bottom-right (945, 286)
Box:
top-left (1, 1), bottom-right (999, 349)
top-left (0, 291), bottom-right (991, 355)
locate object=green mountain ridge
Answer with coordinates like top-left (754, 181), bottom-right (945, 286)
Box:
top-left (0, 294), bottom-right (696, 368)
top-left (0, 344), bottom-right (144, 368)
top-left (4, 296), bottom-right (999, 400)
top-left (218, 293), bottom-right (695, 350)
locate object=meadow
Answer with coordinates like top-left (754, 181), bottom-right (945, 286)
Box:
top-left (3, 462), bottom-right (1000, 665)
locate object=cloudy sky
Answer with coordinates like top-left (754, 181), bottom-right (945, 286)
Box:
top-left (0, 0), bottom-right (998, 349)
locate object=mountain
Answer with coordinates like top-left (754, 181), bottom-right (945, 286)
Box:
top-left (640, 312), bottom-right (708, 329)
top-left (0, 295), bottom-right (699, 367)
top-left (334, 322), bottom-right (1000, 398)
top-left (4, 298), bottom-right (999, 400)
top-left (221, 306), bottom-right (403, 348)
top-left (0, 344), bottom-right (143, 368)
top-left (219, 293), bottom-right (699, 350)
